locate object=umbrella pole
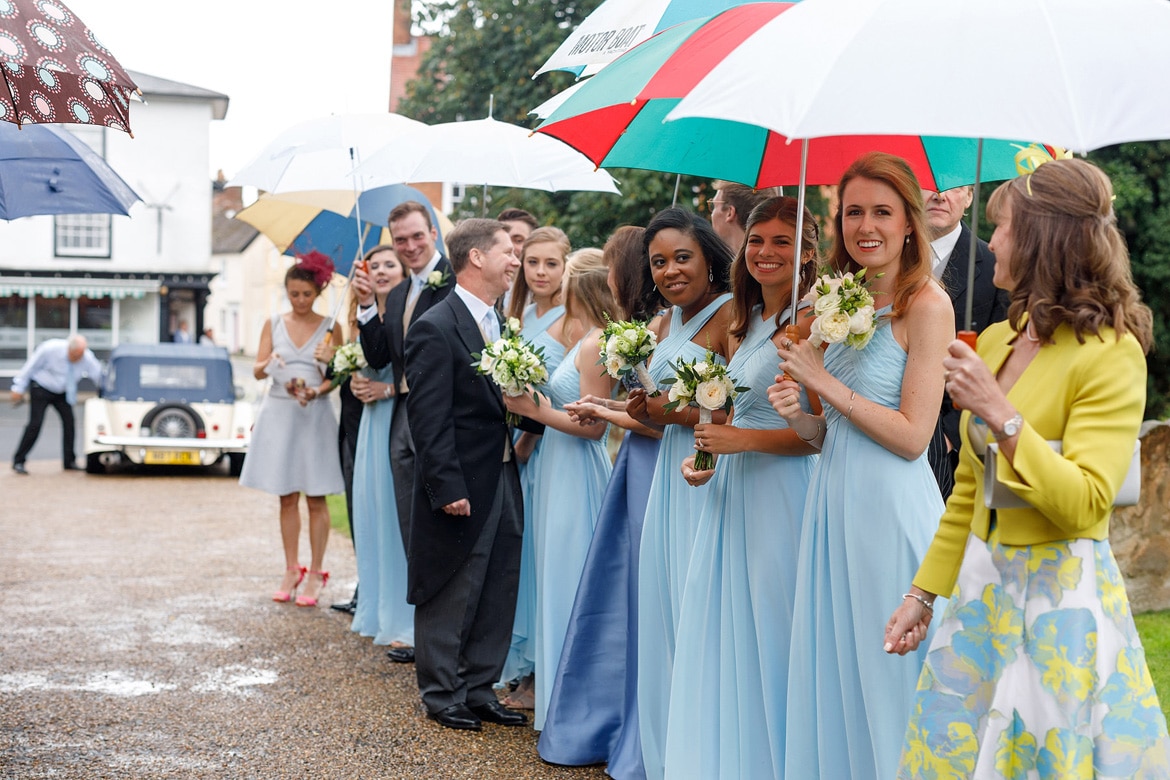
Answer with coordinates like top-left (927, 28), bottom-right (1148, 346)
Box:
top-left (482, 183), bottom-right (488, 217)
top-left (782, 139), bottom-right (809, 380)
top-left (672, 173), bottom-right (681, 207)
top-left (959, 139), bottom-right (983, 344)
top-left (323, 221), bottom-right (373, 346)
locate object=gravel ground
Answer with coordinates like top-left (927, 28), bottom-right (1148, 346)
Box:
top-left (0, 463), bottom-right (610, 780)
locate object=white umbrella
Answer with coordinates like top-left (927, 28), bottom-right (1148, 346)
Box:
top-left (668, 0), bottom-right (1170, 153)
top-left (229, 112), bottom-right (427, 193)
top-left (353, 116), bottom-right (621, 198)
top-left (535, 0), bottom-right (769, 78)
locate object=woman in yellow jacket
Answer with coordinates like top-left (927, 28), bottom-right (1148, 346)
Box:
top-left (884, 157), bottom-right (1170, 778)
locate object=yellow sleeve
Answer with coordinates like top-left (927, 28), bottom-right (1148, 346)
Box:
top-left (994, 334), bottom-right (1145, 534)
top-left (913, 411), bottom-right (977, 598)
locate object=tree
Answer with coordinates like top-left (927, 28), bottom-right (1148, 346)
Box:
top-left (397, 0), bottom-right (719, 249)
top-left (1089, 143), bottom-right (1170, 419)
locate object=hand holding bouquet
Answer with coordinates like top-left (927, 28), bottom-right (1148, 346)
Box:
top-left (661, 350), bottom-right (748, 471)
top-left (472, 318), bottom-right (549, 425)
top-left (598, 315), bottom-right (658, 394)
top-left (806, 268), bottom-right (878, 350)
top-left (330, 341), bottom-right (368, 386)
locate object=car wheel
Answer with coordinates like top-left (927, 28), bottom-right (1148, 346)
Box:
top-left (228, 452), bottom-right (245, 477)
top-left (149, 406), bottom-right (199, 438)
top-left (86, 453), bottom-right (105, 474)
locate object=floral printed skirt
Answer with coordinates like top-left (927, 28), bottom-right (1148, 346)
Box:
top-left (898, 525), bottom-right (1170, 779)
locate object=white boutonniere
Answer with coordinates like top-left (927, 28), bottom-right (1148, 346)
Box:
top-left (425, 268), bottom-right (452, 291)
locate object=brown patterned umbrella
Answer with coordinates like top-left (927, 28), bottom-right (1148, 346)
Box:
top-left (0, 0), bottom-right (139, 134)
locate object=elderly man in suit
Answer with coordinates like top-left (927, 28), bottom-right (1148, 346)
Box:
top-left (354, 201), bottom-right (454, 662)
top-left (924, 185), bottom-right (1009, 498)
top-left (403, 218), bottom-right (529, 731)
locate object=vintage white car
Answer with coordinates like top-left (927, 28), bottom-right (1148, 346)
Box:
top-left (83, 344), bottom-right (251, 474)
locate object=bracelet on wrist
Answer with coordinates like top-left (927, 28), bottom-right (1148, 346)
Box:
top-left (903, 592), bottom-right (934, 612)
top-left (798, 418), bottom-right (824, 443)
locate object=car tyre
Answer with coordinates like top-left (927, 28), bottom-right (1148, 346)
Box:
top-left (85, 453), bottom-right (106, 474)
top-left (228, 452), bottom-right (245, 477)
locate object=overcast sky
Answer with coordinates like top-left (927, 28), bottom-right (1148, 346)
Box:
top-left (63, 0), bottom-right (396, 180)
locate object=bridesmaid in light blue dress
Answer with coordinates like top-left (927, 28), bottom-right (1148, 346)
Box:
top-left (499, 227), bottom-right (574, 707)
top-left (771, 153), bottom-right (954, 780)
top-left (627, 209), bottom-right (735, 780)
top-left (347, 243), bottom-right (411, 647)
top-left (664, 197), bottom-right (821, 780)
top-left (503, 249), bottom-right (617, 731)
top-left (538, 226), bottom-right (662, 779)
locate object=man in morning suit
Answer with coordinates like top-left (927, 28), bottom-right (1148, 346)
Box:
top-left (924, 185), bottom-right (1009, 498)
top-left (354, 202), bottom-right (453, 662)
top-left (402, 218), bottom-right (528, 731)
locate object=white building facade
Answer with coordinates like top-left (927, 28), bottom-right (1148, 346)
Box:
top-left (0, 71), bottom-right (228, 377)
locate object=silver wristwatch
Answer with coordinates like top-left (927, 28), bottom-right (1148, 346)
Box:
top-left (992, 413), bottom-right (1023, 441)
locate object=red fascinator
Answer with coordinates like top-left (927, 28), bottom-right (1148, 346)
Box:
top-left (296, 251), bottom-right (335, 289)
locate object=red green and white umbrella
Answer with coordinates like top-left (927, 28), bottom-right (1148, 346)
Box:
top-left (536, 2), bottom-right (1035, 191)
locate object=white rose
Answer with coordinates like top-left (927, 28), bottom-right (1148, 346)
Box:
top-left (492, 337), bottom-right (509, 352)
top-left (623, 328), bottom-right (640, 343)
top-left (814, 292), bottom-right (841, 316)
top-left (668, 378), bottom-right (690, 404)
top-left (428, 270), bottom-right (444, 287)
top-left (479, 353), bottom-right (496, 372)
top-left (491, 362), bottom-right (511, 386)
top-left (808, 316), bottom-right (826, 347)
top-left (506, 316), bottom-right (521, 334)
top-left (692, 361), bottom-right (710, 377)
top-left (605, 356), bottom-right (625, 378)
top-left (605, 335), bottom-right (622, 358)
top-left (646, 331), bottom-right (658, 348)
top-left (695, 379), bottom-right (729, 411)
top-left (819, 311), bottom-right (851, 343)
top-left (848, 305), bottom-right (875, 334)
top-left (502, 348), bottom-right (519, 363)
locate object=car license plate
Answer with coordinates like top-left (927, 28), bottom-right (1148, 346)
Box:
top-left (144, 450), bottom-right (200, 465)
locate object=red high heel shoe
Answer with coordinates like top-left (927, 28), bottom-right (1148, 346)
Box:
top-left (295, 570), bottom-right (330, 607)
top-left (273, 565), bottom-right (307, 603)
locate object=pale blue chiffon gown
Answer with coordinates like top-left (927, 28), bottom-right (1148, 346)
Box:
top-left (500, 304), bottom-right (566, 686)
top-left (528, 340), bottom-right (612, 730)
top-left (349, 363), bottom-right (413, 646)
top-left (784, 307), bottom-right (945, 780)
top-left (664, 306), bottom-right (816, 780)
top-left (637, 294), bottom-right (732, 780)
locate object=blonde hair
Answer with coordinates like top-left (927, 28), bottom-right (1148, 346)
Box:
top-left (507, 226), bottom-right (572, 321)
top-left (562, 248), bottom-right (614, 330)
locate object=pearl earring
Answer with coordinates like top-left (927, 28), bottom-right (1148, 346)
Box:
top-left (708, 268), bottom-right (714, 283)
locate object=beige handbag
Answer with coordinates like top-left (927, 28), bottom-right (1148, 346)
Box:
top-left (984, 440), bottom-right (1141, 509)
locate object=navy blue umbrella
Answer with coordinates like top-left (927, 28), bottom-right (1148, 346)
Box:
top-left (0, 122), bottom-right (140, 219)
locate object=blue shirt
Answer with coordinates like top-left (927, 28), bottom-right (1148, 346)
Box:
top-left (12, 339), bottom-right (103, 396)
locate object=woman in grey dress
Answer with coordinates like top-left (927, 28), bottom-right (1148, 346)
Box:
top-left (239, 252), bottom-right (345, 606)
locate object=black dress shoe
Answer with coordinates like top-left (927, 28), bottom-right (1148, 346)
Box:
top-left (469, 699), bottom-right (528, 727)
top-left (428, 703), bottom-right (481, 731)
top-left (330, 599), bottom-right (357, 614)
top-left (386, 646), bottom-right (415, 663)
top-left (12, 463), bottom-right (27, 475)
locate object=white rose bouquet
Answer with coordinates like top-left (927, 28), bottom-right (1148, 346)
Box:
top-left (660, 349), bottom-right (748, 471)
top-left (329, 341), bottom-right (367, 386)
top-left (472, 318), bottom-right (549, 425)
top-left (806, 268), bottom-right (879, 350)
top-left (597, 315), bottom-right (659, 395)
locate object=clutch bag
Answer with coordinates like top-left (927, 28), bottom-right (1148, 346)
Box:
top-left (984, 440), bottom-right (1141, 509)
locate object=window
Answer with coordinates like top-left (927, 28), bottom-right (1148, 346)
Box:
top-left (53, 125), bottom-right (112, 258)
top-left (55, 213), bottom-right (112, 258)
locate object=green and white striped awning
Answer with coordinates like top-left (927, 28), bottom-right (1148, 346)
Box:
top-left (0, 277), bottom-right (160, 299)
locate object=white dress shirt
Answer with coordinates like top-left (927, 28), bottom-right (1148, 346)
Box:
top-left (12, 339), bottom-right (103, 401)
top-left (930, 223), bottom-right (963, 280)
top-left (453, 284), bottom-right (499, 343)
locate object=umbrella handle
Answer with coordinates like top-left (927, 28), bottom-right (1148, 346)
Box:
top-left (781, 324), bottom-right (801, 381)
top-left (951, 330), bottom-right (978, 409)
